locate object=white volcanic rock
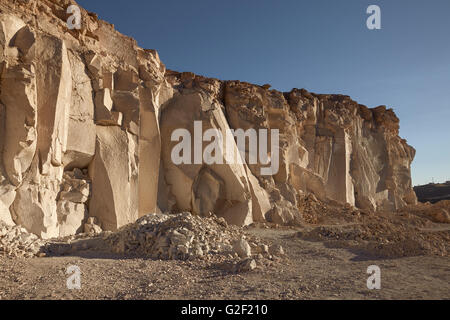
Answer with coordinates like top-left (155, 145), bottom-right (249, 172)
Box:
top-left (232, 238), bottom-right (252, 258)
top-left (88, 125), bottom-right (138, 231)
top-left (225, 83), bottom-right (417, 216)
top-left (57, 200), bottom-right (87, 237)
top-left (63, 51), bottom-right (96, 170)
top-left (0, 221), bottom-right (46, 258)
top-left (246, 170), bottom-right (271, 222)
top-left (84, 217), bottom-right (102, 235)
top-left (0, 64), bottom-right (37, 187)
top-left (159, 90), bottom-right (254, 226)
top-left (106, 212), bottom-right (268, 261)
top-left (35, 33), bottom-right (72, 174)
top-left (0, 0), bottom-right (419, 239)
top-left (11, 182), bottom-right (59, 239)
top-left (0, 200), bottom-right (14, 226)
top-left (0, 14), bottom-right (38, 188)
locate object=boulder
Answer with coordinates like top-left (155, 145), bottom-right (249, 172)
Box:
top-left (84, 217), bottom-right (103, 235)
top-left (57, 201), bottom-right (87, 237)
top-left (233, 238), bottom-right (252, 258)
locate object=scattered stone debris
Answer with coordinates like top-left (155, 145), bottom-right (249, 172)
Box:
top-left (399, 201), bottom-right (450, 224)
top-left (234, 258), bottom-right (257, 272)
top-left (295, 216), bottom-right (449, 258)
top-left (105, 212), bottom-right (273, 265)
top-left (429, 208), bottom-right (450, 224)
top-left (1, 211), bottom-right (285, 273)
top-left (0, 222), bottom-right (46, 258)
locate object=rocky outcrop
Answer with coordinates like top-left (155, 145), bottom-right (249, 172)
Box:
top-left (159, 87), bottom-right (255, 226)
top-left (414, 182), bottom-right (450, 204)
top-left (0, 0), bottom-right (417, 239)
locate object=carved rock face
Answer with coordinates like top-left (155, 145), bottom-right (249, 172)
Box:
top-left (0, 1), bottom-right (417, 238)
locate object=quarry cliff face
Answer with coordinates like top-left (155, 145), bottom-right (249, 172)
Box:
top-left (0, 0), bottom-right (417, 239)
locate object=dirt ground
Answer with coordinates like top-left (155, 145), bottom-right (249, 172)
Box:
top-left (1, 226), bottom-right (449, 300)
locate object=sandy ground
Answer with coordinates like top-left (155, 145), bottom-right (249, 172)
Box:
top-left (0, 227), bottom-right (448, 300)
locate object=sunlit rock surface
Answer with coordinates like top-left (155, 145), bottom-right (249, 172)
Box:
top-left (0, 0), bottom-right (417, 237)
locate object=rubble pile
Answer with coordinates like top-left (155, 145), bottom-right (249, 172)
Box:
top-left (296, 215), bottom-right (449, 258)
top-left (0, 222), bottom-right (46, 258)
top-left (399, 201), bottom-right (450, 224)
top-left (106, 212), bottom-right (276, 262)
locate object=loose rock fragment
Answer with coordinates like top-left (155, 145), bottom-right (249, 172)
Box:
top-left (233, 238), bottom-right (252, 258)
top-left (0, 222), bottom-right (45, 257)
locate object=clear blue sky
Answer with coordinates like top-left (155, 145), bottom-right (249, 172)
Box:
top-left (77, 0), bottom-right (450, 186)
